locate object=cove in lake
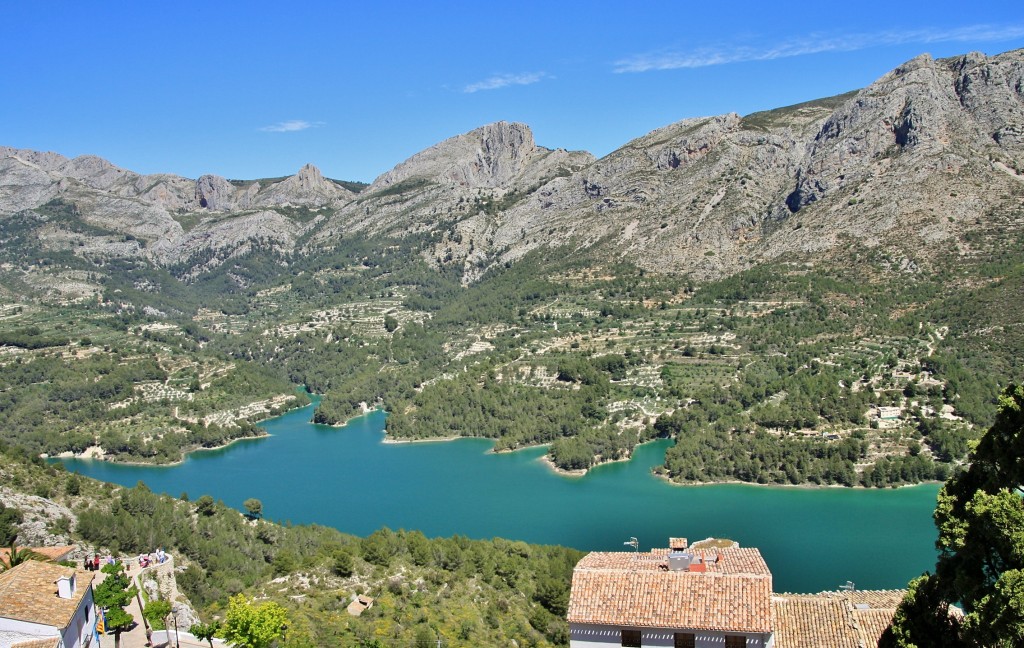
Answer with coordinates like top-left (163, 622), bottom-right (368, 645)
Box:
top-left (60, 400), bottom-right (940, 594)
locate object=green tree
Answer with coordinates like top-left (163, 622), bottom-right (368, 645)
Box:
top-left (93, 570), bottom-right (137, 648)
top-left (143, 599), bottom-right (172, 629)
top-left (0, 536), bottom-right (43, 571)
top-left (887, 384), bottom-right (1024, 647)
top-left (65, 473), bottom-right (81, 496)
top-left (0, 505), bottom-right (23, 548)
top-left (243, 498), bottom-right (263, 519)
top-left (104, 607), bottom-right (135, 648)
top-left (331, 549), bottom-right (354, 577)
top-left (190, 621), bottom-right (221, 648)
top-left (383, 314), bottom-right (399, 332)
top-left (195, 495), bottom-right (216, 516)
top-left (220, 594), bottom-right (289, 648)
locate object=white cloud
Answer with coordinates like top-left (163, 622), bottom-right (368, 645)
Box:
top-left (259, 120), bottom-right (322, 133)
top-left (613, 24), bottom-right (1024, 73)
top-left (464, 71), bottom-right (546, 93)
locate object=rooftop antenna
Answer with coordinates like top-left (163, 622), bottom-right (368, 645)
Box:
top-left (839, 580), bottom-right (856, 592)
top-left (624, 537), bottom-right (639, 559)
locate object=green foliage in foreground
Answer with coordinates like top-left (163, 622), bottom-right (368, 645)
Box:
top-left (885, 384), bottom-right (1024, 647)
top-left (0, 502), bottom-right (22, 546)
top-left (94, 564), bottom-right (137, 647)
top-left (0, 443), bottom-right (581, 646)
top-left (221, 594), bottom-right (288, 648)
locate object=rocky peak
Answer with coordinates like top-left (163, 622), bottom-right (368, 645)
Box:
top-left (0, 146), bottom-right (69, 172)
top-left (369, 121), bottom-right (545, 191)
top-left (252, 163), bottom-right (353, 207)
top-left (296, 163), bottom-right (323, 190)
top-left (195, 174), bottom-right (236, 210)
top-left (783, 49), bottom-right (1007, 212)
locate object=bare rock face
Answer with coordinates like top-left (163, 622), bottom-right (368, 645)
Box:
top-left (371, 121), bottom-right (544, 190)
top-left (0, 486), bottom-right (77, 547)
top-left (0, 153), bottom-right (352, 276)
top-left (169, 209), bottom-right (302, 278)
top-left (2, 48), bottom-right (1022, 286)
top-left (254, 163), bottom-right (353, 207)
top-left (0, 151), bottom-right (63, 213)
top-left (785, 53), bottom-right (963, 211)
top-left (195, 174), bottom-right (236, 211)
top-left (311, 121), bottom-right (594, 247)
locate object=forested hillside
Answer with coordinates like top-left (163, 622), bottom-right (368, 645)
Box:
top-left (1, 49), bottom-right (1023, 487)
top-left (0, 442), bottom-right (580, 647)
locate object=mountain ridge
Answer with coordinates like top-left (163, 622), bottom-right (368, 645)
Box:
top-left (1, 48), bottom-right (1022, 291)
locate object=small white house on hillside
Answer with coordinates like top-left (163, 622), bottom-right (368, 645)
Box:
top-left (0, 561), bottom-right (97, 648)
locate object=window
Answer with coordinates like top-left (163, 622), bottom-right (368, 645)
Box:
top-left (725, 636), bottom-right (747, 648)
top-left (621, 629), bottom-right (642, 647)
top-left (674, 632), bottom-right (695, 648)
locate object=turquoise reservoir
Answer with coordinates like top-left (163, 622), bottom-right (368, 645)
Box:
top-left (59, 401), bottom-right (940, 593)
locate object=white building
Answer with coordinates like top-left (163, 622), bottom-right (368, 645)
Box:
top-left (0, 561), bottom-right (97, 648)
top-left (567, 538), bottom-right (774, 648)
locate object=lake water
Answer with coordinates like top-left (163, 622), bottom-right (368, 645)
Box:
top-left (59, 401), bottom-right (941, 593)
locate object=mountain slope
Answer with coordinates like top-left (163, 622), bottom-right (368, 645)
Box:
top-left (2, 49), bottom-right (1022, 288)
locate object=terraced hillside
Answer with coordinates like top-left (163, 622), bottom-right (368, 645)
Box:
top-left (0, 49), bottom-right (1022, 485)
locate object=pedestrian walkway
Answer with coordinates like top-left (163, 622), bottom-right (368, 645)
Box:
top-left (93, 555), bottom-right (224, 648)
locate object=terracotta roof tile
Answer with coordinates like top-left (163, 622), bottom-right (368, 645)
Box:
top-left (0, 561), bottom-right (94, 628)
top-left (845, 589), bottom-right (906, 609)
top-left (854, 608), bottom-right (898, 647)
top-left (772, 595), bottom-right (859, 648)
top-left (0, 546), bottom-right (76, 564)
top-left (11, 638), bottom-right (61, 648)
top-left (577, 547), bottom-right (770, 576)
top-left (567, 547), bottom-right (773, 633)
top-left (772, 590), bottom-right (904, 648)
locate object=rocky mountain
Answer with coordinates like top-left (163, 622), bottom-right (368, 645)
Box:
top-left (2, 48), bottom-right (1022, 290)
top-left (434, 49), bottom-right (1024, 281)
top-left (0, 149), bottom-right (353, 279)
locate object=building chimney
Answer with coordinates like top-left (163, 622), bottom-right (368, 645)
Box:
top-left (669, 537), bottom-right (688, 551)
top-left (56, 574), bottom-right (76, 599)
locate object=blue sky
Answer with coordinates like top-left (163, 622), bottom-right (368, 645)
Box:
top-left (2, 1), bottom-right (1022, 182)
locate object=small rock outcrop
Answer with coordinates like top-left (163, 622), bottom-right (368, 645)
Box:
top-left (195, 174), bottom-right (236, 211)
top-left (254, 163), bottom-right (353, 207)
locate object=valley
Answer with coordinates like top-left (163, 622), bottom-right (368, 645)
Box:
top-left (3, 49), bottom-right (1023, 489)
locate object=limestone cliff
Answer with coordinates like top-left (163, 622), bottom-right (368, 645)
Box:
top-left (2, 48), bottom-right (1022, 286)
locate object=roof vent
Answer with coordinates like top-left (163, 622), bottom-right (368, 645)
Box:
top-left (57, 574), bottom-right (76, 599)
top-left (668, 552), bottom-right (694, 571)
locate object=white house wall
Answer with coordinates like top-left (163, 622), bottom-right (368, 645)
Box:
top-left (569, 623), bottom-right (773, 648)
top-left (0, 585), bottom-right (95, 648)
top-left (62, 586), bottom-right (95, 648)
top-left (0, 617), bottom-right (60, 648)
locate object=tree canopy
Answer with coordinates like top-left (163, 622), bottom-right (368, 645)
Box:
top-left (886, 384), bottom-right (1024, 647)
top-left (220, 594), bottom-right (289, 648)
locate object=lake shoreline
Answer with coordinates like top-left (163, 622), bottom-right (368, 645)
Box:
top-left (49, 394), bottom-right (315, 467)
top-left (54, 397), bottom-right (943, 593)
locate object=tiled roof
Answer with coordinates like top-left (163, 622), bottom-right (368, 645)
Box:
top-left (854, 608), bottom-right (898, 647)
top-left (772, 590), bottom-right (905, 648)
top-left (0, 561), bottom-right (95, 628)
top-left (771, 595), bottom-right (859, 648)
top-left (11, 638), bottom-right (61, 648)
top-left (0, 546), bottom-right (76, 565)
top-left (567, 548), bottom-right (773, 633)
top-left (577, 547), bottom-right (770, 576)
top-left (845, 590), bottom-right (906, 609)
